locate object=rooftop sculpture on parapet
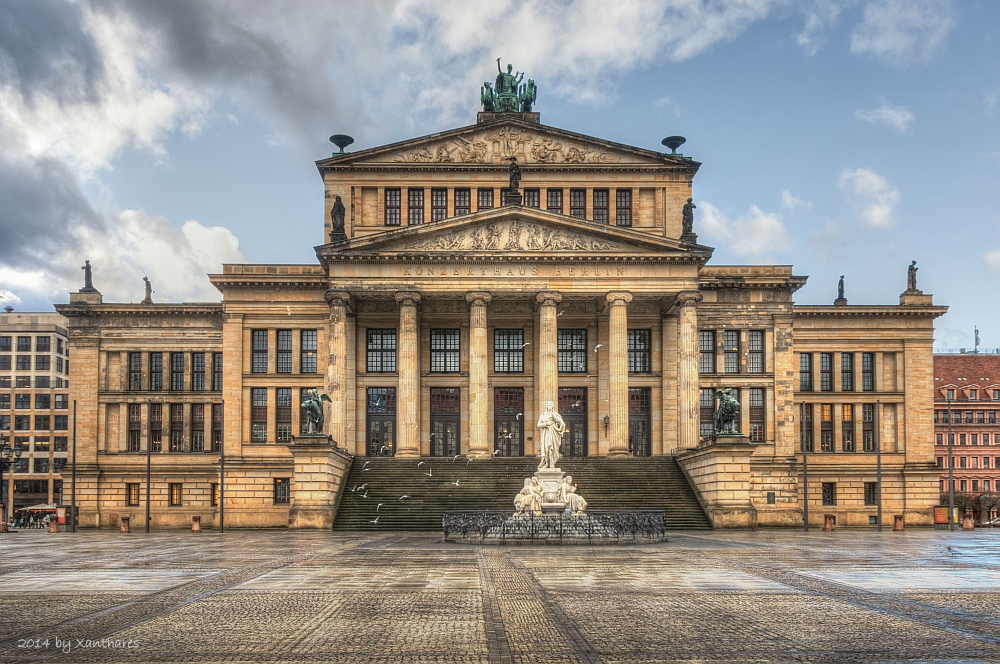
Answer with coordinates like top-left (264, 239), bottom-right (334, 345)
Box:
top-left (482, 58), bottom-right (537, 113)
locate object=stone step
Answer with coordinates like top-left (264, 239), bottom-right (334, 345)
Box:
top-left (333, 456), bottom-right (711, 531)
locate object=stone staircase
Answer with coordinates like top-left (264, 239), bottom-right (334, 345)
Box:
top-left (333, 456), bottom-right (711, 531)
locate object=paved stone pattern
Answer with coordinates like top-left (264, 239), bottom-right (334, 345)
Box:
top-left (3, 529), bottom-right (1000, 662)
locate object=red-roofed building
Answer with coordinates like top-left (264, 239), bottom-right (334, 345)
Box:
top-left (934, 352), bottom-right (1000, 517)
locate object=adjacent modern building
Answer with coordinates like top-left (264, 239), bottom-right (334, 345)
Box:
top-left (54, 80), bottom-right (947, 529)
top-left (933, 352), bottom-right (1000, 507)
top-left (0, 310), bottom-right (71, 520)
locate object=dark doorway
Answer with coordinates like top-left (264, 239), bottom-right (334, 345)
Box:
top-left (494, 388), bottom-right (524, 456)
top-left (628, 387), bottom-right (651, 457)
top-left (430, 388), bottom-right (460, 457)
top-left (559, 387), bottom-right (587, 457)
top-left (366, 387), bottom-right (396, 456)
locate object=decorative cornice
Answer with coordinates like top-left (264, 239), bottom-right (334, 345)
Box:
top-left (794, 305), bottom-right (948, 319)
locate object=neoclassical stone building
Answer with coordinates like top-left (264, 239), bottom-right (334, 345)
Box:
top-left (56, 104), bottom-right (946, 529)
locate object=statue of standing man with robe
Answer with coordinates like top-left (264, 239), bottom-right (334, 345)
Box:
top-left (536, 401), bottom-right (565, 471)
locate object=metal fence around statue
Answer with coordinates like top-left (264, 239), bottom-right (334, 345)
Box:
top-left (442, 510), bottom-right (666, 544)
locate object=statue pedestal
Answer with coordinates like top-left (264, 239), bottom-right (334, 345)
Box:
top-left (680, 232), bottom-right (698, 244)
top-left (833, 297), bottom-right (847, 306)
top-left (535, 468), bottom-right (567, 515)
top-left (505, 192), bottom-right (523, 206)
top-left (329, 231), bottom-right (347, 245)
top-left (287, 435), bottom-right (351, 529)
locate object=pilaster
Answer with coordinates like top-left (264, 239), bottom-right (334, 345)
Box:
top-left (676, 291), bottom-right (702, 450)
top-left (395, 291), bottom-right (421, 457)
top-left (606, 291), bottom-right (632, 457)
top-left (325, 290), bottom-right (352, 448)
top-left (535, 291), bottom-right (562, 413)
top-left (466, 291), bottom-right (492, 458)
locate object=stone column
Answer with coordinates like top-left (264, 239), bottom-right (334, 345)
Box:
top-left (466, 291), bottom-right (492, 458)
top-left (535, 291), bottom-right (562, 412)
top-left (607, 291), bottom-right (633, 457)
top-left (325, 290), bottom-right (352, 449)
top-left (676, 291), bottom-right (703, 450)
top-left (395, 291), bottom-right (421, 457)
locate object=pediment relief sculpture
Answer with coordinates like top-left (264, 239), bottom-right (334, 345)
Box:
top-left (403, 220), bottom-right (625, 253)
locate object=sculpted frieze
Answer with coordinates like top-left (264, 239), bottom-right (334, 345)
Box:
top-left (391, 130), bottom-right (624, 165)
top-left (408, 220), bottom-right (623, 253)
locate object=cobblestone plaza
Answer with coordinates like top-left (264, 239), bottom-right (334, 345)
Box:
top-left (2, 530), bottom-right (1000, 662)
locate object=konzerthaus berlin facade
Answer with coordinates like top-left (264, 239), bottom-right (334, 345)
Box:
top-left (55, 101), bottom-right (947, 529)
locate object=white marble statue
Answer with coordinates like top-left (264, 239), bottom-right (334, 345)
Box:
top-left (514, 478), bottom-right (543, 515)
top-left (536, 401), bottom-right (565, 471)
top-left (558, 476), bottom-right (588, 514)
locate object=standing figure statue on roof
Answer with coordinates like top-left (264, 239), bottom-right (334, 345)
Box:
top-left (81, 260), bottom-right (95, 291)
top-left (330, 195), bottom-right (346, 243)
top-left (142, 276), bottom-right (153, 304)
top-left (508, 157), bottom-right (521, 194)
top-left (837, 275), bottom-right (845, 301)
top-left (682, 198), bottom-right (696, 235)
top-left (907, 260), bottom-right (918, 292)
top-left (495, 58), bottom-right (524, 112)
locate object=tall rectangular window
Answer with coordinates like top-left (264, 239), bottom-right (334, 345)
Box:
top-left (251, 388), bottom-right (268, 443)
top-left (820, 404), bottom-right (833, 451)
top-left (431, 188), bottom-right (447, 221)
top-left (841, 353), bottom-right (854, 391)
top-left (819, 353), bottom-right (833, 391)
top-left (126, 483), bottom-right (140, 506)
top-left (801, 403), bottom-right (813, 452)
top-left (628, 329), bottom-right (651, 373)
top-left (191, 404), bottom-right (205, 452)
top-left (723, 331), bottom-right (740, 374)
top-left (384, 188), bottom-right (401, 226)
top-left (408, 188), bottom-right (424, 225)
top-left (276, 388), bottom-right (292, 443)
top-left (213, 352), bottom-right (223, 391)
top-left (477, 188), bottom-right (494, 211)
top-left (569, 189), bottom-right (586, 218)
top-left (822, 482), bottom-right (836, 506)
top-left (128, 404), bottom-right (141, 452)
top-left (842, 404), bottom-right (855, 452)
top-left (170, 403), bottom-right (184, 452)
top-left (0, 336), bottom-right (9, 352)
top-left (615, 189), bottom-right (632, 226)
top-left (700, 388), bottom-right (715, 440)
top-left (864, 482), bottom-right (878, 506)
top-left (129, 352), bottom-right (142, 390)
top-left (430, 329), bottom-right (460, 373)
top-left (699, 331), bottom-right (715, 374)
top-left (274, 478), bottom-right (290, 504)
top-left (524, 188), bottom-right (540, 208)
top-left (169, 483), bottom-right (183, 507)
top-left (0, 356), bottom-right (9, 371)
top-left (149, 352), bottom-right (163, 391)
top-left (799, 353), bottom-right (812, 391)
top-left (212, 403), bottom-right (223, 451)
top-left (454, 188), bottom-right (471, 215)
top-left (862, 403), bottom-right (875, 452)
top-left (252, 330), bottom-right (269, 374)
top-left (593, 189), bottom-right (609, 223)
top-left (749, 388), bottom-right (765, 442)
top-left (862, 352), bottom-right (875, 391)
top-left (192, 352), bottom-right (205, 391)
top-left (557, 329), bottom-right (587, 373)
top-left (300, 330), bottom-right (317, 373)
top-left (276, 330), bottom-right (292, 374)
top-left (366, 329), bottom-right (396, 373)
top-left (494, 329), bottom-right (524, 373)
top-left (546, 189), bottom-right (563, 214)
top-left (149, 403), bottom-right (162, 452)
top-left (747, 331), bottom-right (764, 373)
top-left (169, 353), bottom-right (184, 391)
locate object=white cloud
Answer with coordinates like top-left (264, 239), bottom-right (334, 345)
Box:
top-left (0, 289), bottom-right (22, 306)
top-left (781, 189), bottom-right (812, 211)
top-left (985, 251), bottom-right (1000, 271)
top-left (850, 0), bottom-right (956, 67)
top-left (698, 201), bottom-right (792, 260)
top-left (854, 101), bottom-right (915, 132)
top-left (652, 95), bottom-right (681, 118)
top-left (837, 167), bottom-right (900, 227)
top-left (796, 0), bottom-right (844, 56)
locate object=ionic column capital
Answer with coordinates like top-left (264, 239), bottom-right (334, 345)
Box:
top-left (606, 291), bottom-right (633, 307)
top-left (675, 291), bottom-right (703, 308)
top-left (394, 291), bottom-right (422, 307)
top-left (535, 290), bottom-right (562, 308)
top-left (465, 291), bottom-right (492, 307)
top-left (324, 289), bottom-right (352, 309)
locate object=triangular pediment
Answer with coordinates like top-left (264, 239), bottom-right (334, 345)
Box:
top-left (317, 118), bottom-right (697, 168)
top-left (317, 207), bottom-right (713, 261)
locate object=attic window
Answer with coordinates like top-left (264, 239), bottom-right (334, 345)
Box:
top-left (947, 389), bottom-right (955, 400)
top-left (970, 389), bottom-right (978, 400)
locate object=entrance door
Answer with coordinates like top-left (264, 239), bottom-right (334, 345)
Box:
top-left (430, 388), bottom-right (460, 457)
top-left (628, 387), bottom-right (651, 457)
top-left (494, 388), bottom-right (524, 456)
top-left (366, 387), bottom-right (396, 456)
top-left (558, 387), bottom-right (587, 457)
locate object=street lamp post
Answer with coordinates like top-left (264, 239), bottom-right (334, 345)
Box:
top-left (0, 434), bottom-right (26, 531)
top-left (876, 400), bottom-right (882, 532)
top-left (948, 395), bottom-right (954, 532)
top-left (801, 402), bottom-right (809, 533)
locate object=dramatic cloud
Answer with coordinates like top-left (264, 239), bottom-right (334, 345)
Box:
top-left (781, 189), bottom-right (812, 211)
top-left (837, 167), bottom-right (900, 227)
top-left (697, 201), bottom-right (792, 260)
top-left (985, 250), bottom-right (1000, 272)
top-left (850, 0), bottom-right (956, 67)
top-left (854, 101), bottom-right (915, 131)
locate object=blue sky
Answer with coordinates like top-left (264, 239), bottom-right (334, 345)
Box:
top-left (0, 0), bottom-right (997, 349)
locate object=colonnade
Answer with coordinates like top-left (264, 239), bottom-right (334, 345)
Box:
top-left (323, 288), bottom-right (704, 457)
